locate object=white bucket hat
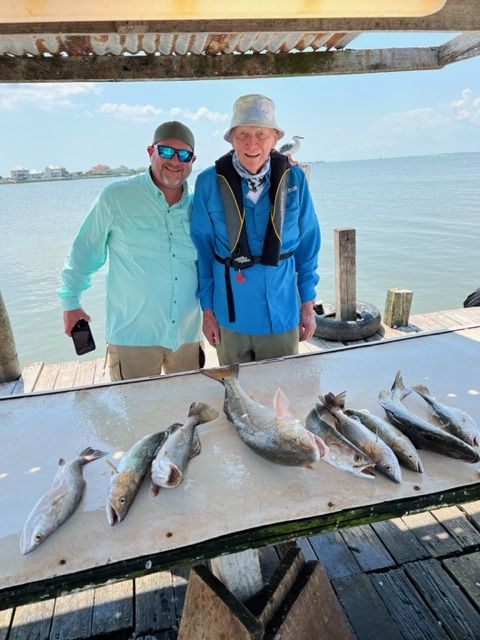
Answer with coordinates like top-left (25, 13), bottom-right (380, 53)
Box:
top-left (224, 94), bottom-right (285, 142)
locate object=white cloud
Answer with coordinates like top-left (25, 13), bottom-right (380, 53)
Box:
top-left (97, 102), bottom-right (228, 124)
top-left (0, 83), bottom-right (101, 110)
top-left (98, 102), bottom-right (163, 122)
top-left (451, 88), bottom-right (480, 124)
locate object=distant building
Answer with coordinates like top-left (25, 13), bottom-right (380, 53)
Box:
top-left (11, 165), bottom-right (29, 181)
top-left (90, 163), bottom-right (111, 175)
top-left (44, 164), bottom-right (68, 178)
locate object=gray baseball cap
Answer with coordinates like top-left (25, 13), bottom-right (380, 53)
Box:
top-left (152, 121), bottom-right (195, 150)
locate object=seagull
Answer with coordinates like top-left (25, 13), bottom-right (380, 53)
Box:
top-left (278, 135), bottom-right (304, 161)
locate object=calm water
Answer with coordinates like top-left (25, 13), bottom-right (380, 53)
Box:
top-left (1, 153), bottom-right (479, 368)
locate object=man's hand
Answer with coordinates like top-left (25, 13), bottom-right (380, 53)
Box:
top-left (64, 308), bottom-right (91, 337)
top-left (203, 309), bottom-right (221, 347)
top-left (299, 301), bottom-right (316, 342)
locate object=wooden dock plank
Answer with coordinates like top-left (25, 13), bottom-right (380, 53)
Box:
top-left (33, 363), bottom-right (61, 393)
top-left (73, 360), bottom-right (97, 388)
top-left (460, 500), bottom-right (480, 529)
top-left (431, 505), bottom-right (480, 548)
top-left (9, 599), bottom-right (55, 640)
top-left (369, 568), bottom-right (451, 640)
top-left (294, 538), bottom-right (317, 563)
top-left (49, 589), bottom-right (94, 639)
top-left (443, 551), bottom-right (480, 610)
top-left (340, 525), bottom-right (395, 572)
top-left (91, 581), bottom-right (133, 638)
top-left (332, 573), bottom-right (404, 640)
top-left (0, 608), bottom-right (13, 640)
top-left (405, 559), bottom-right (480, 639)
top-left (135, 571), bottom-right (176, 637)
top-left (20, 362), bottom-right (43, 394)
top-left (93, 357), bottom-right (109, 385)
top-left (371, 517), bottom-right (430, 564)
top-left (307, 531), bottom-right (362, 580)
top-left (53, 360), bottom-right (79, 390)
top-left (401, 511), bottom-right (462, 557)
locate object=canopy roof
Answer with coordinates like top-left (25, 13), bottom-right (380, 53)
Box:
top-left (0, 0), bottom-right (479, 82)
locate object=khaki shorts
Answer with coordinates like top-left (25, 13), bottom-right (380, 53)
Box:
top-left (215, 326), bottom-right (299, 365)
top-left (107, 342), bottom-right (205, 381)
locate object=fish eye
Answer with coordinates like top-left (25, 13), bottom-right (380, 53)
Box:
top-left (354, 454), bottom-right (361, 463)
top-left (292, 438), bottom-right (299, 444)
top-left (385, 465), bottom-right (392, 472)
top-left (35, 533), bottom-right (43, 542)
top-left (120, 497), bottom-right (126, 505)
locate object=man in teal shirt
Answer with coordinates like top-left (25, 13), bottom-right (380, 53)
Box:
top-left (58, 121), bottom-right (203, 380)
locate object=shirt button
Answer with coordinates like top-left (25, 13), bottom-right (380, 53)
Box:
top-left (175, 277), bottom-right (178, 281)
top-left (173, 300), bottom-right (177, 304)
top-left (172, 254), bottom-right (176, 257)
top-left (172, 320), bottom-right (176, 323)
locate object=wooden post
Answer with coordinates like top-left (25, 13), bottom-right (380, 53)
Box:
top-left (384, 288), bottom-right (413, 328)
top-left (0, 292), bottom-right (21, 382)
top-left (335, 228), bottom-right (356, 321)
top-left (210, 549), bottom-right (264, 602)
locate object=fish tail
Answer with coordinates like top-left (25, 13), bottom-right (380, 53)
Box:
top-left (188, 401), bottom-right (219, 424)
top-left (201, 363), bottom-right (239, 384)
top-left (392, 371), bottom-right (412, 399)
top-left (78, 447), bottom-right (108, 465)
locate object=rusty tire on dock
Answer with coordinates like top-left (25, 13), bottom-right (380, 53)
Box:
top-left (313, 301), bottom-right (381, 341)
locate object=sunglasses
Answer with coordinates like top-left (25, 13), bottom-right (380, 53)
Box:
top-left (156, 144), bottom-right (194, 163)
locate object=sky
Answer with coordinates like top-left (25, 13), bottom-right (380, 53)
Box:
top-left (0, 33), bottom-right (479, 177)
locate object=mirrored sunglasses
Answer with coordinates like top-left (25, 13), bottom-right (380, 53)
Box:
top-left (156, 144), bottom-right (194, 163)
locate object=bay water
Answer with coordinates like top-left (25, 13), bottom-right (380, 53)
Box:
top-left (1, 153), bottom-right (479, 368)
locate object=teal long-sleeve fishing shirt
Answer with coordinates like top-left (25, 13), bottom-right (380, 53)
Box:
top-left (58, 169), bottom-right (202, 350)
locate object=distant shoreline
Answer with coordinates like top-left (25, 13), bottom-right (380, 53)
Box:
top-left (0, 172), bottom-right (143, 186)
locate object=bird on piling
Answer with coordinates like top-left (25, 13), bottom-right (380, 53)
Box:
top-left (278, 135), bottom-right (304, 162)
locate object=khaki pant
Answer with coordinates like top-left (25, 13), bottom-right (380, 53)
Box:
top-left (215, 326), bottom-right (299, 365)
top-left (107, 342), bottom-right (205, 381)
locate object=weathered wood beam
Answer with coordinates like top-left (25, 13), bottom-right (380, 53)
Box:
top-left (0, 47), bottom-right (442, 83)
top-left (438, 31), bottom-right (480, 64)
top-left (0, 0), bottom-right (479, 34)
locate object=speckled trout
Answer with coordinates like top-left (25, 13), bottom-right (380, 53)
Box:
top-left (151, 402), bottom-right (219, 493)
top-left (413, 383), bottom-right (480, 448)
top-left (344, 408), bottom-right (423, 473)
top-left (320, 392), bottom-right (402, 483)
top-left (202, 364), bottom-right (327, 466)
top-left (378, 371), bottom-right (479, 463)
top-left (305, 405), bottom-right (376, 479)
top-left (106, 425), bottom-right (178, 525)
top-left (20, 447), bottom-right (106, 555)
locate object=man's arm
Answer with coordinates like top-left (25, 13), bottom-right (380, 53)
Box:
top-left (57, 192), bottom-right (111, 333)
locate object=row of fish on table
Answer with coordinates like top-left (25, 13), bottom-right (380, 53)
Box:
top-left (19, 364), bottom-right (479, 555)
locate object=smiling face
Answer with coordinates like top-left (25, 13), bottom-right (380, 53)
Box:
top-left (147, 137), bottom-right (195, 194)
top-left (231, 126), bottom-right (279, 175)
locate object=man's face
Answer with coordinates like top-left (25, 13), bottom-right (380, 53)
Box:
top-left (147, 137), bottom-right (196, 191)
top-left (231, 126), bottom-right (278, 175)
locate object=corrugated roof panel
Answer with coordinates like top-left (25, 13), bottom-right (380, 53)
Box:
top-left (0, 31), bottom-right (361, 57)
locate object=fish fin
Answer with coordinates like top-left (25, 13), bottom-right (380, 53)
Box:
top-left (188, 402), bottom-right (219, 424)
top-left (105, 459), bottom-right (119, 474)
top-left (201, 363), bottom-right (239, 383)
top-left (392, 371), bottom-right (412, 399)
top-left (378, 390), bottom-right (389, 405)
top-left (151, 483), bottom-right (160, 497)
top-left (79, 447), bottom-right (108, 464)
top-left (412, 384), bottom-right (432, 399)
top-left (58, 458), bottom-right (66, 466)
top-left (51, 491), bottom-right (68, 506)
top-left (324, 391), bottom-right (346, 410)
top-left (273, 388), bottom-right (292, 418)
top-left (189, 429), bottom-right (202, 459)
top-left (313, 433), bottom-right (329, 458)
top-left (315, 402), bottom-right (328, 417)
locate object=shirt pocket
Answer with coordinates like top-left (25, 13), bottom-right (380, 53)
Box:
top-left (116, 216), bottom-right (162, 257)
top-left (282, 189), bottom-right (300, 244)
top-left (174, 221), bottom-right (198, 263)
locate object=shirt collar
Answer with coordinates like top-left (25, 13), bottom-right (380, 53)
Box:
top-left (144, 167), bottom-right (190, 206)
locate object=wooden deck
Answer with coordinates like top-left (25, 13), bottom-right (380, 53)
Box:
top-left (1, 307), bottom-right (480, 639)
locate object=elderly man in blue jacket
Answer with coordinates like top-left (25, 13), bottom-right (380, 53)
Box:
top-left (191, 94), bottom-right (321, 365)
